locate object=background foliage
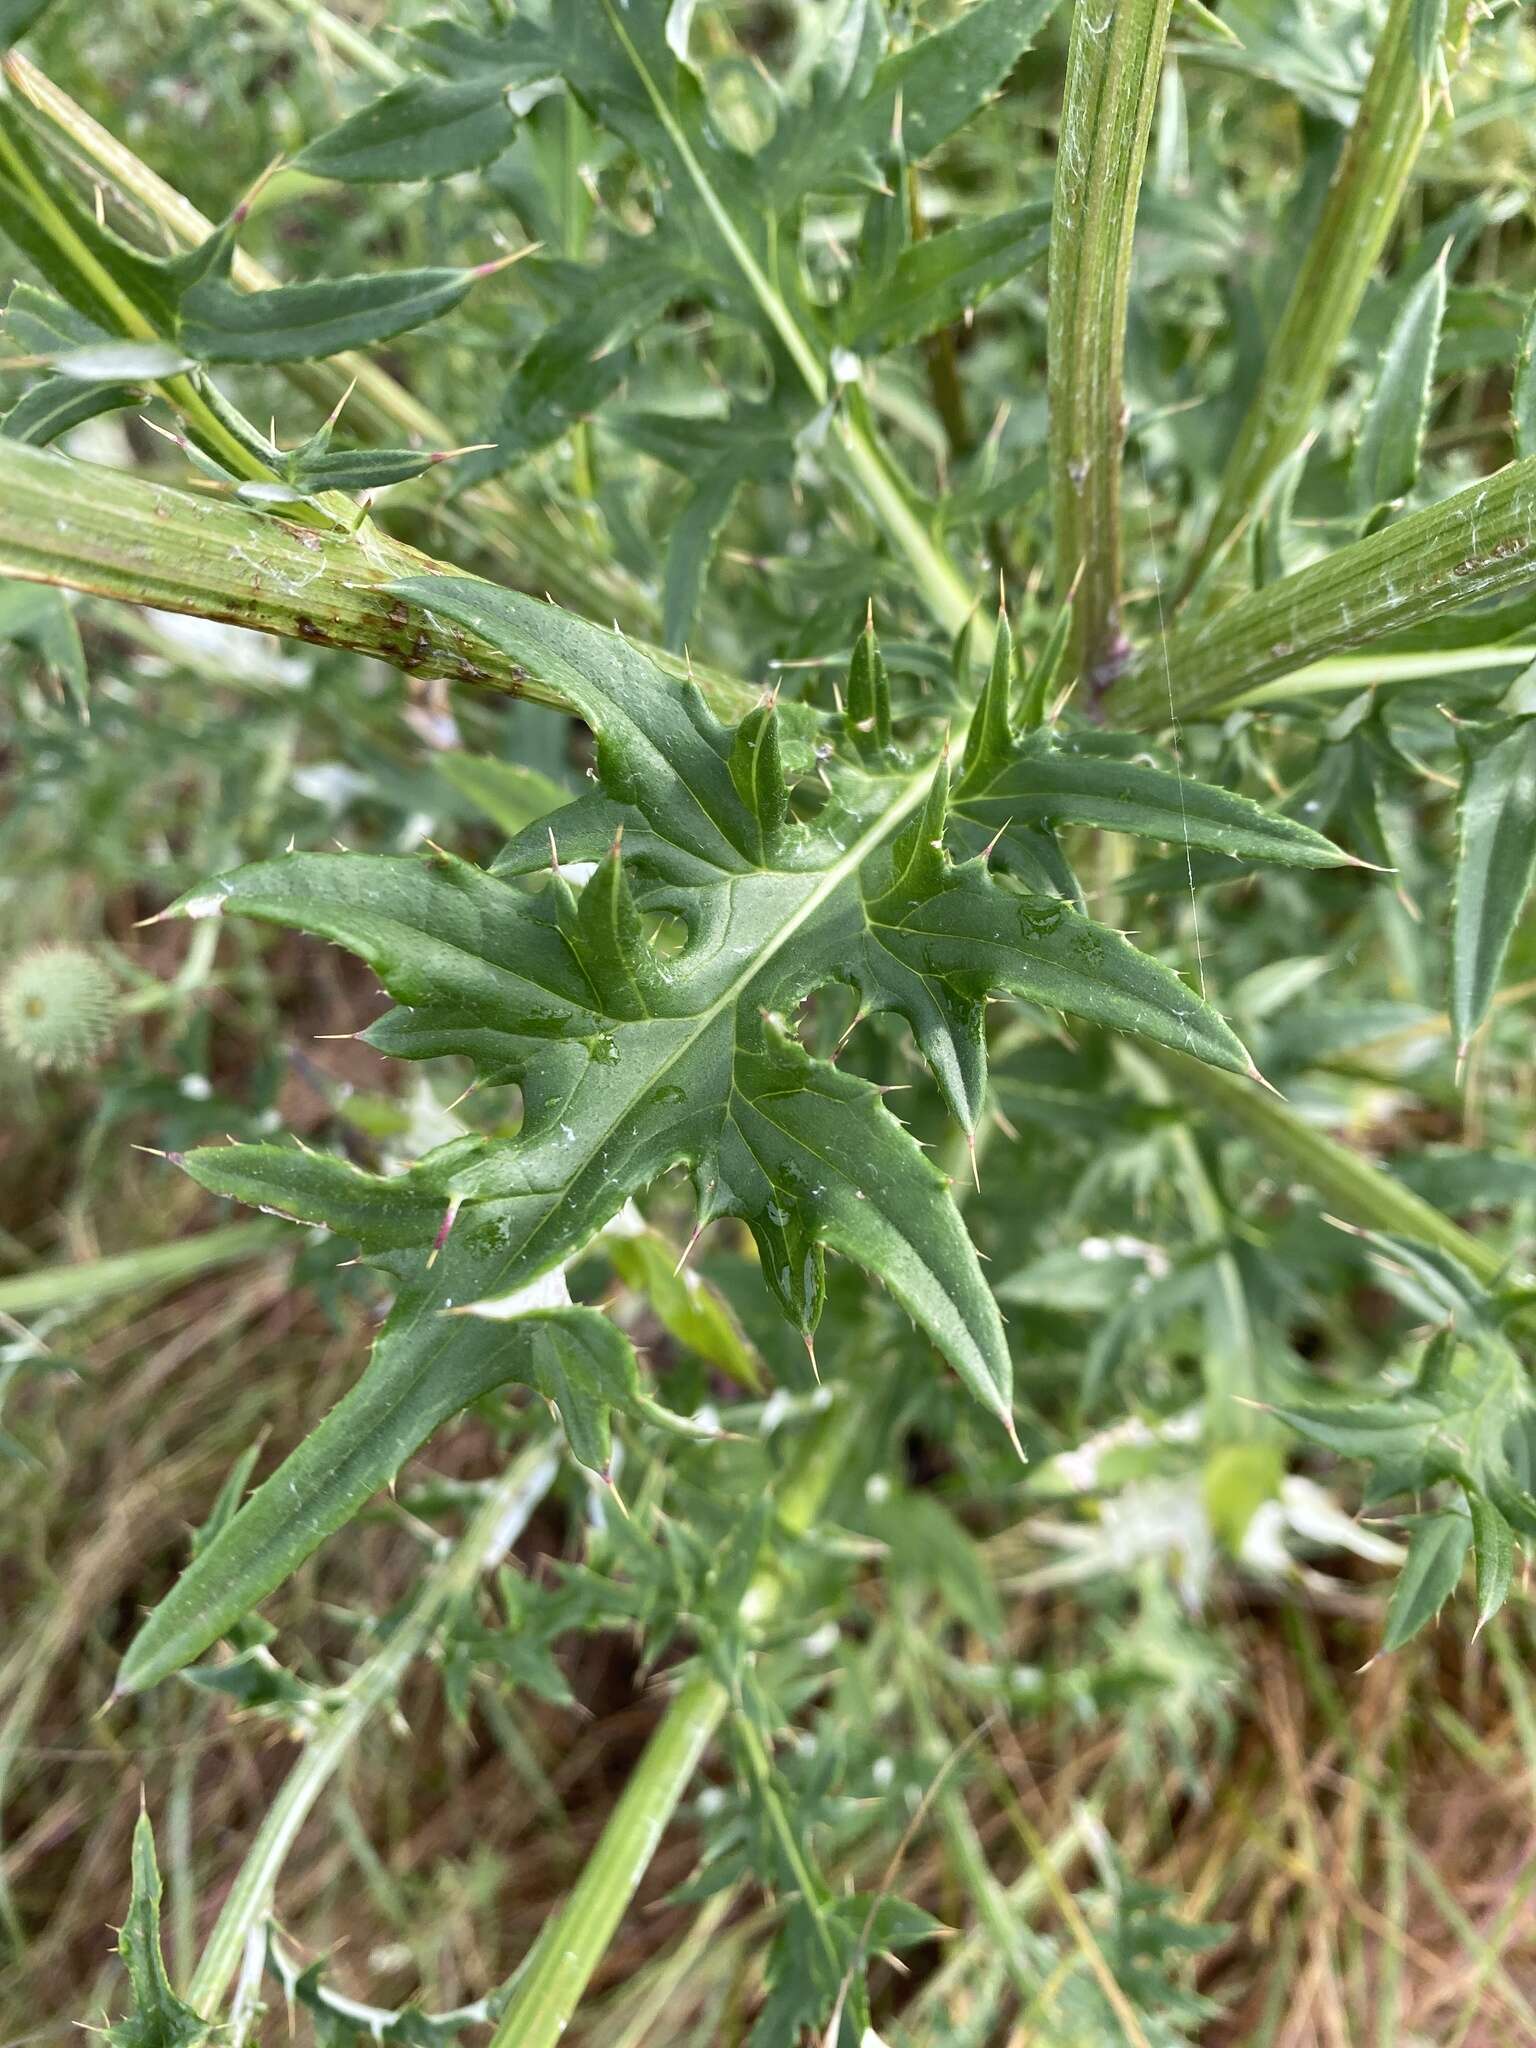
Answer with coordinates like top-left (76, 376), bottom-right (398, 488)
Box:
top-left (6, 0), bottom-right (1536, 2042)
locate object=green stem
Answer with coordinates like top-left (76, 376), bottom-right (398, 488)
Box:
top-left (836, 395), bottom-right (978, 641)
top-left (0, 440), bottom-right (557, 703)
top-left (1048, 0), bottom-right (1174, 692)
top-left (486, 1397), bottom-right (860, 2048)
top-left (1115, 454), bottom-right (1536, 725)
top-left (1181, 0), bottom-right (1474, 595)
top-left (184, 1438), bottom-right (559, 2017)
top-left (247, 0), bottom-right (402, 85)
top-left (598, 0), bottom-right (979, 647)
top-left (1142, 1045), bottom-right (1531, 1293)
top-left (0, 1221), bottom-right (287, 1318)
top-left (0, 51), bottom-right (658, 625)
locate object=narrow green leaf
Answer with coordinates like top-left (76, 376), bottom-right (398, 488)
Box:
top-left (663, 454), bottom-right (752, 652)
top-left (435, 754), bottom-right (570, 838)
top-left (1353, 248), bottom-right (1447, 514)
top-left (838, 202), bottom-right (1050, 352)
top-left (1468, 1491), bottom-right (1514, 1635)
top-left (1380, 1509), bottom-right (1471, 1652)
top-left (105, 1811), bottom-right (210, 2047)
top-left (296, 75), bottom-right (523, 183)
top-left (954, 733), bottom-right (1354, 869)
top-left (178, 266), bottom-right (482, 364)
top-left (1450, 715), bottom-right (1536, 1057)
top-left (1513, 287), bottom-right (1536, 460)
top-left (116, 1267), bottom-right (636, 1693)
top-left (2, 372), bottom-right (133, 445)
top-left (51, 340), bottom-right (194, 381)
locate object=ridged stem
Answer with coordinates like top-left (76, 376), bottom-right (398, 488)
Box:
top-left (0, 441), bottom-right (569, 703)
top-left (1047, 0), bottom-right (1174, 693)
top-left (1115, 455), bottom-right (1536, 725)
top-left (1180, 0), bottom-right (1474, 595)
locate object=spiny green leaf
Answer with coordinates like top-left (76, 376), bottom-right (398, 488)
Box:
top-left (178, 264), bottom-right (486, 365)
top-left (1353, 247), bottom-right (1447, 515)
top-left (1380, 1509), bottom-right (1470, 1653)
top-left (1450, 714), bottom-right (1536, 1059)
top-left (103, 1811), bottom-right (210, 2047)
top-left (296, 75), bottom-right (526, 184)
top-left (844, 613), bottom-right (893, 758)
top-left (1468, 1490), bottom-right (1514, 1635)
top-left (120, 589), bottom-right (1262, 1688)
top-left (765, 0), bottom-right (1062, 201)
top-left (838, 201), bottom-right (1051, 351)
top-left (953, 730), bottom-right (1354, 871)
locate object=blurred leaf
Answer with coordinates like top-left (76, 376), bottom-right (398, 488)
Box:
top-left (296, 75), bottom-right (526, 183)
top-left (1353, 249), bottom-right (1447, 514)
top-left (1380, 1508), bottom-right (1470, 1652)
top-left (838, 201), bottom-right (1051, 351)
top-left (1468, 1489), bottom-right (1513, 1634)
top-left (1450, 714), bottom-right (1536, 1057)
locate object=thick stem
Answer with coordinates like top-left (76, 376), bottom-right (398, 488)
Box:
top-left (1048, 0), bottom-right (1174, 693)
top-left (0, 52), bottom-right (650, 622)
top-left (184, 1438), bottom-right (559, 2017)
top-left (1181, 0), bottom-right (1474, 595)
top-left (487, 1398), bottom-right (860, 2048)
top-left (0, 440), bottom-right (559, 702)
top-left (1115, 455), bottom-right (1536, 725)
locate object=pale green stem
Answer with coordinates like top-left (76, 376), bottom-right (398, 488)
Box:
top-left (1182, 0), bottom-right (1474, 595)
top-left (486, 1397), bottom-right (860, 2048)
top-left (0, 440), bottom-right (568, 706)
top-left (0, 1221), bottom-right (287, 1317)
top-left (1115, 455), bottom-right (1536, 725)
top-left (1231, 645), bottom-right (1536, 710)
top-left (184, 1438), bottom-right (559, 2017)
top-left (1142, 1045), bottom-right (1534, 1294)
top-left (0, 51), bottom-right (648, 621)
top-left (1048, 0), bottom-right (1175, 693)
top-left (245, 0), bottom-right (402, 85)
top-left (598, 0), bottom-right (980, 647)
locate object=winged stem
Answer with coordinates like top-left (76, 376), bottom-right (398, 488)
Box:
top-left (1048, 0), bottom-right (1175, 692)
top-left (1115, 454), bottom-right (1536, 724)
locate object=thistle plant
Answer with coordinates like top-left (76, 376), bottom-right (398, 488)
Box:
top-left (5, 0), bottom-right (1536, 2040)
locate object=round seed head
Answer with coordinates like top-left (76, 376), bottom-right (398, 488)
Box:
top-left (0, 944), bottom-right (121, 1073)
